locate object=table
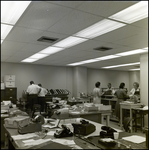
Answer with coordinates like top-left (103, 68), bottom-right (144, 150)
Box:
top-left (69, 110), bottom-right (112, 126)
top-left (132, 107), bottom-right (148, 132)
top-left (120, 102), bottom-right (142, 132)
top-left (4, 118), bottom-right (147, 149)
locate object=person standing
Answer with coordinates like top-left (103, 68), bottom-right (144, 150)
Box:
top-left (92, 81), bottom-right (103, 104)
top-left (104, 83), bottom-right (115, 95)
top-left (38, 83), bottom-right (48, 112)
top-left (26, 81), bottom-right (41, 111)
top-left (114, 82), bottom-right (130, 123)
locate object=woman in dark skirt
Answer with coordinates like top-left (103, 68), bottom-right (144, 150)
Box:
top-left (114, 82), bottom-right (130, 123)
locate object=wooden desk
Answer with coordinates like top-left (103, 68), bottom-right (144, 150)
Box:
top-left (4, 118), bottom-right (147, 149)
top-left (69, 110), bottom-right (112, 126)
top-left (120, 102), bottom-right (142, 132)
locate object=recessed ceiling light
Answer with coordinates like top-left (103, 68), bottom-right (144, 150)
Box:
top-left (39, 47), bottom-right (64, 55)
top-left (74, 19), bottom-right (126, 39)
top-left (102, 62), bottom-right (140, 69)
top-left (115, 49), bottom-right (148, 56)
top-left (21, 58), bottom-right (38, 63)
top-left (1, 1), bottom-right (31, 25)
top-left (1, 24), bottom-right (13, 39)
top-left (143, 47), bottom-right (148, 50)
top-left (29, 53), bottom-right (48, 59)
top-left (53, 36), bottom-right (88, 48)
top-left (96, 55), bottom-right (121, 60)
top-left (109, 1), bottom-right (148, 23)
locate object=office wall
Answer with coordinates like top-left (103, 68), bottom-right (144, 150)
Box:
top-left (87, 68), bottom-right (130, 93)
top-left (73, 67), bottom-right (87, 97)
top-left (1, 62), bottom-right (73, 99)
top-left (129, 71), bottom-right (140, 90)
top-left (140, 53), bottom-right (148, 127)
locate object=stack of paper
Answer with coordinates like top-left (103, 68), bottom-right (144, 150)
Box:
top-left (122, 135), bottom-right (145, 143)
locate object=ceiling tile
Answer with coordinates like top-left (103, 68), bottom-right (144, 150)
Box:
top-left (77, 1), bottom-right (137, 17)
top-left (16, 1), bottom-right (73, 30)
top-left (48, 9), bottom-right (103, 35)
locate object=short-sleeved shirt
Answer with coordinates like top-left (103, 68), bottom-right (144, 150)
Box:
top-left (129, 88), bottom-right (140, 97)
top-left (93, 87), bottom-right (102, 104)
top-left (114, 89), bottom-right (129, 100)
top-left (38, 87), bottom-right (48, 97)
top-left (26, 84), bottom-right (41, 95)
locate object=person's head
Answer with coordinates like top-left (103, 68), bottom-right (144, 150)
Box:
top-left (107, 83), bottom-right (111, 89)
top-left (133, 82), bottom-right (139, 90)
top-left (119, 82), bottom-right (125, 89)
top-left (30, 81), bottom-right (34, 85)
top-left (95, 82), bottom-right (101, 88)
top-left (38, 83), bottom-right (42, 87)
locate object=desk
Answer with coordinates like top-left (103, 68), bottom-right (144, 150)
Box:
top-left (4, 118), bottom-right (147, 149)
top-left (132, 107), bottom-right (148, 132)
top-left (69, 110), bottom-right (112, 126)
top-left (120, 102), bottom-right (142, 132)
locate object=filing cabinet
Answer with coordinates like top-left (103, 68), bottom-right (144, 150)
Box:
top-left (5, 75), bottom-right (15, 88)
top-left (5, 88), bottom-right (17, 104)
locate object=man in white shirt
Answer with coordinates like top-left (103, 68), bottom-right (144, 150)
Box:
top-left (26, 81), bottom-right (41, 110)
top-left (104, 83), bottom-right (115, 95)
top-left (38, 83), bottom-right (48, 112)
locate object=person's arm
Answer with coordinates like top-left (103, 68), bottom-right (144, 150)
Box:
top-left (123, 90), bottom-right (130, 100)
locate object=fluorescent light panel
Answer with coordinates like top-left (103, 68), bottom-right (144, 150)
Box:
top-left (53, 36), bottom-right (88, 48)
top-left (39, 47), bottom-right (64, 55)
top-left (116, 49), bottom-right (148, 56)
top-left (1, 1), bottom-right (31, 25)
top-left (143, 47), bottom-right (148, 50)
top-left (1, 24), bottom-right (13, 39)
top-left (102, 62), bottom-right (140, 69)
top-left (96, 55), bottom-right (121, 60)
top-left (74, 19), bottom-right (126, 39)
top-left (129, 68), bottom-right (140, 71)
top-left (109, 1), bottom-right (148, 24)
top-left (1, 40), bottom-right (4, 44)
top-left (29, 53), bottom-right (48, 59)
top-left (68, 59), bottom-right (100, 66)
top-left (21, 58), bottom-right (38, 63)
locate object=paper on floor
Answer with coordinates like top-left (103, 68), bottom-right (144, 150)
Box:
top-left (122, 135), bottom-right (145, 143)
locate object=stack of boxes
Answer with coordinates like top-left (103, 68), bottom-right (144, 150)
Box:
top-left (5, 75), bottom-right (15, 88)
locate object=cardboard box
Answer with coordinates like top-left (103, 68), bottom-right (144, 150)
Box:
top-left (5, 75), bottom-right (15, 82)
top-left (5, 81), bottom-right (15, 87)
top-left (99, 105), bottom-right (111, 111)
top-left (4, 116), bottom-right (30, 129)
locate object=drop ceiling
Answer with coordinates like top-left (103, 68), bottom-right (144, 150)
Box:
top-left (1, 1), bottom-right (148, 71)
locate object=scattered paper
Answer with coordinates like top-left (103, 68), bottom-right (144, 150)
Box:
top-left (1, 110), bottom-right (8, 113)
top-left (122, 135), bottom-right (145, 144)
top-left (52, 139), bottom-right (75, 145)
top-left (47, 131), bottom-right (55, 136)
top-left (24, 138), bottom-right (51, 146)
top-left (12, 133), bottom-right (38, 140)
top-left (22, 139), bottom-right (35, 143)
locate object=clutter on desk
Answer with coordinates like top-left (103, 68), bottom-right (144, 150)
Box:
top-left (99, 126), bottom-right (117, 139)
top-left (18, 115), bottom-right (45, 134)
top-left (98, 137), bottom-right (116, 146)
top-left (54, 124), bottom-right (73, 138)
top-left (72, 119), bottom-right (96, 136)
top-left (4, 115), bottom-right (30, 129)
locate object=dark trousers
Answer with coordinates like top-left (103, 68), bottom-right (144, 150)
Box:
top-left (28, 94), bottom-right (38, 110)
top-left (38, 97), bottom-right (45, 112)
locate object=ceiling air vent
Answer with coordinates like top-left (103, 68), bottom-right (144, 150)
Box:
top-left (37, 36), bottom-right (59, 43)
top-left (93, 46), bottom-right (113, 51)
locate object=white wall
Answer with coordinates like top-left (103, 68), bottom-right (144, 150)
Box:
top-left (140, 53), bottom-right (148, 127)
top-left (129, 71), bottom-right (140, 90)
top-left (87, 68), bottom-right (130, 93)
top-left (1, 62), bottom-right (73, 99)
top-left (73, 67), bottom-right (87, 97)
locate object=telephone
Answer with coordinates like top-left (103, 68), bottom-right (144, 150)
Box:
top-left (99, 126), bottom-right (117, 139)
top-left (54, 124), bottom-right (73, 138)
top-left (72, 119), bottom-right (96, 136)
